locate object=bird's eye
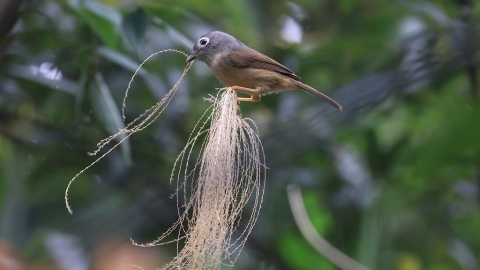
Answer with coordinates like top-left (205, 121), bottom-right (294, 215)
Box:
top-left (199, 37), bottom-right (209, 46)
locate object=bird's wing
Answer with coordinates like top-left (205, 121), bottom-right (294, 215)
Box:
top-left (227, 47), bottom-right (301, 81)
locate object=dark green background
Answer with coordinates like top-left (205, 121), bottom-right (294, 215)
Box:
top-left (1, 0), bottom-right (479, 269)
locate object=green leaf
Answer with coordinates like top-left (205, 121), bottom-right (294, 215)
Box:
top-left (302, 191), bottom-right (332, 234)
top-left (83, 1), bottom-right (122, 27)
top-left (80, 10), bottom-right (118, 49)
top-left (75, 66), bottom-right (89, 116)
top-left (90, 73), bottom-right (132, 164)
top-left (338, 0), bottom-right (357, 14)
top-left (68, 0), bottom-right (122, 49)
top-left (7, 64), bottom-right (77, 95)
top-left (122, 8), bottom-right (149, 49)
top-left (96, 46), bottom-right (149, 77)
top-left (278, 232), bottom-right (335, 270)
top-left (152, 18), bottom-right (193, 49)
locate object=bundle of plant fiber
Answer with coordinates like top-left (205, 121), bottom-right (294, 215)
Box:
top-left (136, 88), bottom-right (266, 269)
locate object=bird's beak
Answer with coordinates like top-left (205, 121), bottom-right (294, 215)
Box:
top-left (186, 51), bottom-right (198, 62)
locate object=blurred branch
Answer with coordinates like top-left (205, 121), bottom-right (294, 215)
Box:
top-left (287, 185), bottom-right (371, 270)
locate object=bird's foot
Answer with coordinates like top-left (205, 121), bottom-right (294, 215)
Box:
top-left (230, 86), bottom-right (262, 102)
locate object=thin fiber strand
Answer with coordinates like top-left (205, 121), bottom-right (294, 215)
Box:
top-left (65, 50), bottom-right (192, 214)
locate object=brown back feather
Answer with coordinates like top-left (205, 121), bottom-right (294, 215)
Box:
top-left (227, 47), bottom-right (301, 81)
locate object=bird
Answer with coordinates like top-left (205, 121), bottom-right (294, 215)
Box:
top-left (186, 31), bottom-right (342, 110)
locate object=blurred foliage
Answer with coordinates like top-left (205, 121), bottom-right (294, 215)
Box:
top-left (1, 0), bottom-right (480, 269)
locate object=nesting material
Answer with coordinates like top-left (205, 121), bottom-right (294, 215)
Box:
top-left (65, 49), bottom-right (266, 269)
top-left (65, 50), bottom-right (192, 214)
top-left (134, 88), bottom-right (266, 269)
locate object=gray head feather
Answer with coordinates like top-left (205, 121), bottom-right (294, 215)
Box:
top-left (187, 31), bottom-right (243, 64)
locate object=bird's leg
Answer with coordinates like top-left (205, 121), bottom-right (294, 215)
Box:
top-left (230, 86), bottom-right (261, 102)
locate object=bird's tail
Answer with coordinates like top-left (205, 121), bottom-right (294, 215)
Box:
top-left (292, 80), bottom-right (342, 111)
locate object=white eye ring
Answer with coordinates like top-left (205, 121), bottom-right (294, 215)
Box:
top-left (199, 37), bottom-right (209, 46)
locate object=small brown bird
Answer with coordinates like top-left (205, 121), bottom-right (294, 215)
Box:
top-left (186, 31), bottom-right (342, 110)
